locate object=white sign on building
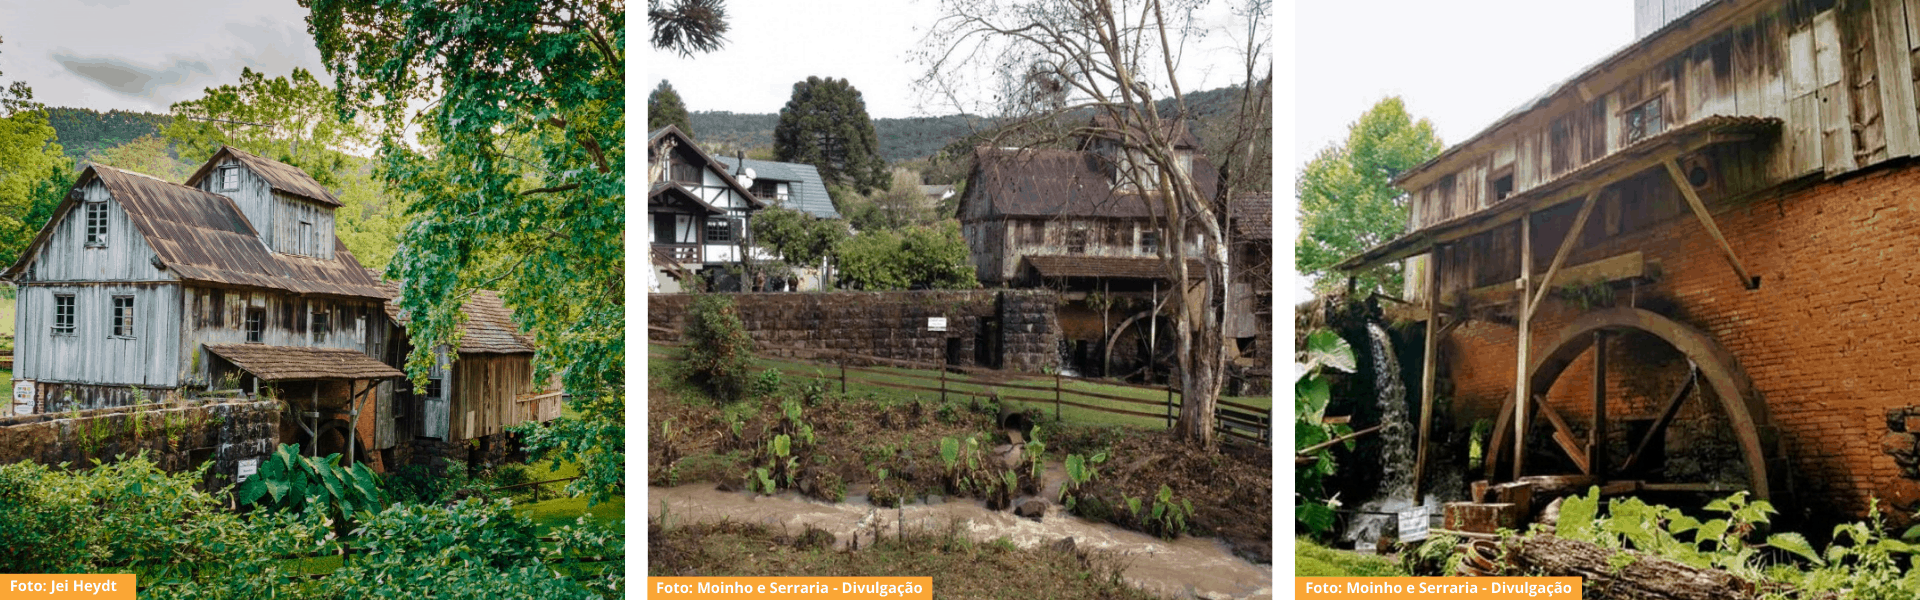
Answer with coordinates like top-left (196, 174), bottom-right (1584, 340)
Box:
top-left (11, 380), bottom-right (33, 417)
top-left (1399, 505), bottom-right (1431, 543)
top-left (928, 317), bottom-right (948, 332)
top-left (237, 458), bottom-right (259, 483)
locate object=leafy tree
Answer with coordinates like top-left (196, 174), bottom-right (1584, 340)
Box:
top-left (834, 221), bottom-right (977, 290)
top-left (1296, 97), bottom-right (1443, 296)
top-left (86, 135), bottom-right (190, 181)
top-left (649, 80), bottom-right (694, 136)
top-left (0, 38), bottom-right (69, 269)
top-left (650, 0), bottom-right (728, 57)
top-left (0, 36), bottom-right (35, 116)
top-left (840, 168), bottom-right (936, 231)
top-left (774, 76), bottom-right (889, 194)
top-left (750, 205), bottom-right (847, 272)
top-left (683, 294), bottom-right (753, 402)
top-left (303, 0), bottom-right (625, 505)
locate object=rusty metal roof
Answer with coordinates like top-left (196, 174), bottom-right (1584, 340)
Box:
top-left (1, 165), bottom-right (386, 299)
top-left (206, 343), bottom-right (404, 381)
top-left (1232, 192), bottom-right (1272, 241)
top-left (963, 146), bottom-right (1219, 219)
top-left (1020, 255), bottom-right (1205, 281)
top-left (369, 271), bottom-right (535, 354)
top-left (184, 146), bottom-right (343, 207)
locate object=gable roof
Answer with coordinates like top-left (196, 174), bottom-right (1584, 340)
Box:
top-left (647, 125), bottom-right (765, 209)
top-left (206, 343), bottom-right (404, 381)
top-left (649, 181), bottom-right (724, 214)
top-left (962, 146), bottom-right (1218, 219)
top-left (1, 164), bottom-right (385, 299)
top-left (369, 271), bottom-right (535, 355)
top-left (712, 156), bottom-right (841, 219)
top-left (184, 146), bottom-right (343, 207)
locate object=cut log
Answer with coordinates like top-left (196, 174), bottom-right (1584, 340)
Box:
top-left (1461, 535), bottom-right (1763, 600)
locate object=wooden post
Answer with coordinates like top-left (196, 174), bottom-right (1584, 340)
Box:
top-left (1514, 214), bottom-right (1532, 480)
top-left (1412, 247), bottom-right (1442, 496)
top-left (940, 365), bottom-right (948, 403)
top-left (347, 381), bottom-right (358, 467)
top-left (1054, 373), bottom-right (1062, 422)
top-left (311, 385), bottom-right (320, 459)
top-left (839, 351), bottom-right (848, 395)
top-left (1591, 331), bottom-right (1608, 480)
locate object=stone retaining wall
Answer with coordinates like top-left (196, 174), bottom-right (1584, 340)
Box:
top-left (649, 290), bottom-right (1061, 373)
top-left (0, 398), bottom-right (278, 486)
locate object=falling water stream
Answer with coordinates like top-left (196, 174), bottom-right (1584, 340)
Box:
top-left (650, 464), bottom-right (1271, 600)
top-left (1342, 323), bottom-right (1437, 552)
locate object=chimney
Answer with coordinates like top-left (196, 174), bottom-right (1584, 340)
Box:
top-left (737, 150), bottom-right (747, 175)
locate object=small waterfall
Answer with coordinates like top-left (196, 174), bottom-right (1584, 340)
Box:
top-left (1345, 323), bottom-right (1430, 551)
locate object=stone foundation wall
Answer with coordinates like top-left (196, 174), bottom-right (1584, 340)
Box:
top-left (649, 290), bottom-right (1060, 373)
top-left (0, 398), bottom-right (278, 486)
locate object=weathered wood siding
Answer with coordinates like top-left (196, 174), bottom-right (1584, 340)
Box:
top-left (268, 193), bottom-right (336, 259)
top-left (419, 350), bottom-right (451, 439)
top-left (446, 353), bottom-right (535, 441)
top-left (961, 218), bottom-right (1011, 284)
top-left (987, 217), bottom-right (1204, 283)
top-left (15, 283), bottom-right (181, 388)
top-left (1410, 0), bottom-right (1920, 230)
top-left (177, 286), bottom-right (384, 386)
top-left (194, 157), bottom-right (277, 247)
top-left (21, 179), bottom-right (175, 283)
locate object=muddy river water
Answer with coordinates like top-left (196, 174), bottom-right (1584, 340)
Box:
top-left (649, 482), bottom-right (1272, 600)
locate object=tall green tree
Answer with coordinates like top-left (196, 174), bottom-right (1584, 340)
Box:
top-left (1296, 97), bottom-right (1443, 296)
top-left (650, 0), bottom-right (728, 56)
top-left (750, 205), bottom-right (847, 270)
top-left (0, 36), bottom-right (71, 268)
top-left (834, 222), bottom-right (976, 291)
top-left (303, 0), bottom-right (625, 504)
top-left (774, 76), bottom-right (889, 194)
top-left (649, 80), bottom-right (694, 135)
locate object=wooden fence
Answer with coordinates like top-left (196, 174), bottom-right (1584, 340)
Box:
top-left (649, 339), bottom-right (1270, 446)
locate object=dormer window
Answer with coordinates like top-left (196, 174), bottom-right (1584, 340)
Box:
top-left (1623, 96), bottom-right (1665, 145)
top-left (220, 166), bottom-right (241, 192)
top-left (84, 202), bottom-right (108, 247)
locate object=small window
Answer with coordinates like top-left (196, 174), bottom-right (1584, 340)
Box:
top-left (1066, 229), bottom-right (1089, 254)
top-left (299, 220), bottom-right (313, 255)
top-left (111, 296), bottom-right (134, 338)
top-left (1139, 230), bottom-right (1161, 255)
top-left (245, 308), bottom-right (265, 343)
top-left (1624, 96), bottom-right (1665, 145)
top-left (52, 295), bottom-right (75, 335)
top-left (424, 378), bottom-right (443, 399)
top-left (705, 217), bottom-right (735, 243)
top-left (1491, 172), bottom-right (1515, 201)
top-left (311, 309), bottom-right (329, 343)
top-left (671, 161), bottom-right (702, 184)
top-left (220, 166), bottom-right (240, 191)
top-left (84, 202), bottom-right (108, 246)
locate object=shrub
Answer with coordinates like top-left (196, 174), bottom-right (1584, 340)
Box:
top-left (683, 294), bottom-right (754, 402)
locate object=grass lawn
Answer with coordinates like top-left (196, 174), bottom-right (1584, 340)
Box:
top-left (650, 343), bottom-right (1269, 430)
top-left (1296, 539), bottom-right (1407, 577)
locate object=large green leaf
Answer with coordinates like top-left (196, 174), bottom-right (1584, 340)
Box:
top-left (1768, 532), bottom-right (1823, 565)
top-left (1556, 487), bottom-right (1600, 543)
top-left (1303, 330), bottom-right (1356, 374)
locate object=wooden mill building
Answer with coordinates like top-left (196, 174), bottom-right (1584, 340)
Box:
top-left (1340, 0), bottom-right (1920, 520)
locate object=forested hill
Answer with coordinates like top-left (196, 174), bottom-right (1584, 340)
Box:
top-left (684, 83), bottom-right (1262, 163)
top-left (688, 112), bottom-right (980, 163)
top-left (43, 108), bottom-right (172, 160)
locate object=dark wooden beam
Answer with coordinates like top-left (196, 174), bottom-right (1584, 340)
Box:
top-left (1665, 158), bottom-right (1757, 289)
top-left (1590, 332), bottom-right (1609, 480)
top-left (1621, 366), bottom-right (1699, 474)
top-left (1533, 395), bottom-right (1591, 475)
top-left (1527, 191), bottom-right (1601, 319)
top-left (1414, 246), bottom-right (1444, 495)
top-left (1515, 215), bottom-right (1533, 480)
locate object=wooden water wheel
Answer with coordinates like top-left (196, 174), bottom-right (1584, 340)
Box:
top-left (1482, 307), bottom-right (1788, 503)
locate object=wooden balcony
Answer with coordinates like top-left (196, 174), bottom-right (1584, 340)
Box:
top-left (655, 243), bottom-right (702, 263)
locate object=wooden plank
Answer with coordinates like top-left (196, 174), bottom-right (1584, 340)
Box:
top-left (1527, 191), bottom-right (1601, 318)
top-left (1815, 9), bottom-right (1860, 173)
top-left (1533, 396), bottom-right (1593, 474)
top-left (1665, 158), bottom-right (1757, 288)
top-left (1451, 252), bottom-right (1649, 307)
top-left (1413, 248), bottom-right (1441, 496)
top-left (1514, 215), bottom-right (1532, 480)
top-left (1875, 0), bottom-right (1920, 157)
top-left (1591, 332), bottom-right (1609, 480)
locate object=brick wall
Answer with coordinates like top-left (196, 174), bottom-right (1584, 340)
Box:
top-left (649, 290), bottom-right (1061, 373)
top-left (1443, 161), bottom-right (1920, 516)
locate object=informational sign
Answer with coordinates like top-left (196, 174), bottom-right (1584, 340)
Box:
top-left (928, 317), bottom-right (948, 332)
top-left (1399, 505), bottom-right (1431, 543)
top-left (12, 380), bottom-right (34, 416)
top-left (237, 458), bottom-right (259, 483)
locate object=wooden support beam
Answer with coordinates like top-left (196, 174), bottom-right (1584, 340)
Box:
top-left (1622, 365), bottom-right (1699, 474)
top-left (1590, 332), bottom-right (1609, 480)
top-left (1413, 246), bottom-right (1443, 495)
top-left (1664, 159), bottom-right (1757, 289)
top-left (1533, 396), bottom-right (1591, 475)
top-left (1298, 424), bottom-right (1385, 456)
top-left (1514, 215), bottom-right (1533, 480)
top-left (1527, 191), bottom-right (1601, 320)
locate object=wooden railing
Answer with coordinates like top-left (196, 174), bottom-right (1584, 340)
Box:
top-left (649, 339), bottom-right (1271, 445)
top-left (654, 243), bottom-right (701, 263)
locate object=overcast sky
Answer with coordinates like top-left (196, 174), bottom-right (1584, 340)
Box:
top-left (0, 0), bottom-right (324, 114)
top-left (1294, 1), bottom-right (1636, 168)
top-left (646, 0), bottom-right (1272, 120)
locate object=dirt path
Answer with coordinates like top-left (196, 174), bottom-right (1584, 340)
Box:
top-left (650, 483), bottom-right (1273, 600)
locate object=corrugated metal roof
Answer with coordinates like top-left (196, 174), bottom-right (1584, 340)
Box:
top-left (1020, 255), bottom-right (1205, 280)
top-left (184, 146), bottom-right (343, 207)
top-left (1, 165), bottom-right (386, 299)
top-left (369, 271), bottom-right (535, 355)
top-left (712, 156), bottom-right (841, 219)
top-left (206, 343), bottom-right (404, 381)
top-left (963, 147), bottom-right (1219, 219)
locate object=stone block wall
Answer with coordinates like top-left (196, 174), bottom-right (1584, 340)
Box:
top-left (1441, 161), bottom-right (1920, 517)
top-left (649, 290), bottom-right (1061, 373)
top-left (0, 399), bottom-right (278, 486)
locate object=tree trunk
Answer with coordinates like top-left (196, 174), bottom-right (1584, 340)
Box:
top-left (1460, 535), bottom-right (1764, 600)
